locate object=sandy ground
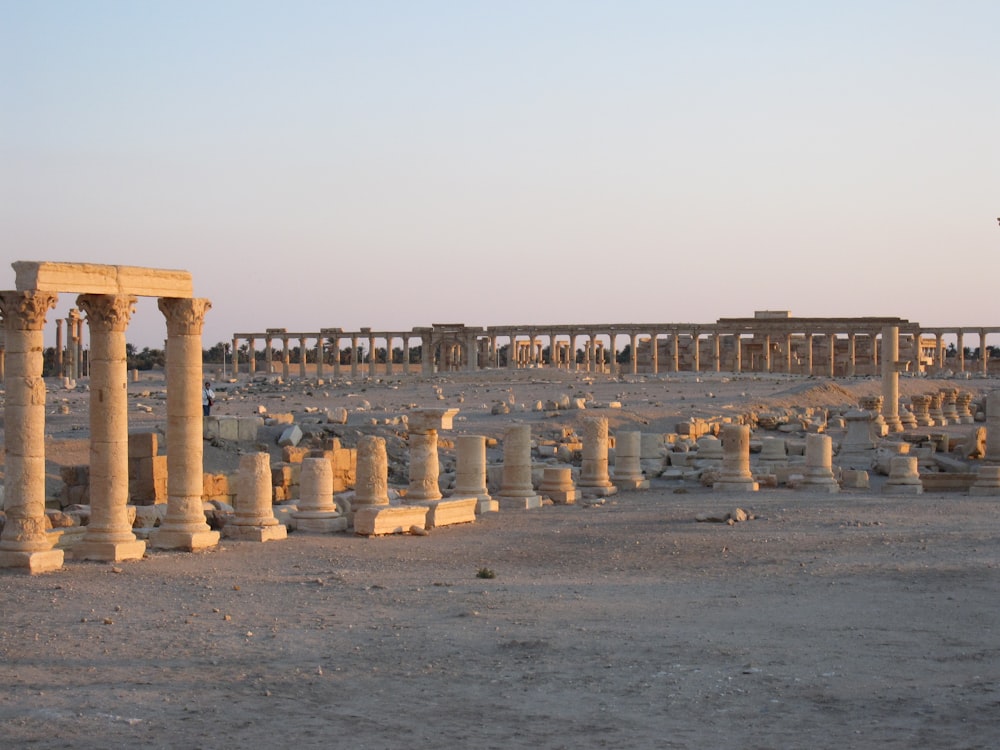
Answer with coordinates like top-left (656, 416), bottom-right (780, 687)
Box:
top-left (1, 368), bottom-right (999, 749)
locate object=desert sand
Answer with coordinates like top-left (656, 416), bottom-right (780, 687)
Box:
top-left (1, 367), bottom-right (999, 749)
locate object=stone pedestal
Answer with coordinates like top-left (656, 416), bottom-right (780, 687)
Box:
top-left (414, 497), bottom-right (478, 529)
top-left (149, 298), bottom-right (220, 552)
top-left (73, 294), bottom-right (147, 562)
top-left (940, 388), bottom-right (960, 425)
top-left (970, 466), bottom-right (1000, 496)
top-left (223, 453), bottom-right (287, 542)
top-left (538, 466), bottom-right (578, 504)
top-left (354, 504), bottom-right (429, 536)
top-left (802, 434), bottom-right (839, 493)
top-left (714, 424), bottom-right (758, 492)
top-left (613, 431), bottom-right (649, 490)
top-left (0, 291), bottom-right (65, 573)
top-left (293, 457), bottom-right (347, 533)
top-left (883, 456), bottom-right (923, 495)
top-left (956, 391), bottom-right (975, 425)
top-left (497, 424), bottom-right (542, 509)
top-left (910, 395), bottom-right (933, 427)
top-left (757, 437), bottom-right (788, 472)
top-left (578, 417), bottom-right (617, 494)
top-left (694, 435), bottom-right (724, 466)
top-left (451, 435), bottom-right (497, 514)
top-left (927, 393), bottom-right (946, 427)
top-left (838, 410), bottom-right (876, 469)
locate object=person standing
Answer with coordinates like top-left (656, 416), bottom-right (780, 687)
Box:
top-left (203, 381), bottom-right (216, 416)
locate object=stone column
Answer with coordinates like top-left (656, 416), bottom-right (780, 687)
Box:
top-left (613, 430), bottom-right (648, 490)
top-left (763, 334), bottom-right (772, 372)
top-left (354, 436), bottom-right (390, 508)
top-left (671, 331), bottom-right (680, 372)
top-left (578, 417), bottom-right (616, 494)
top-left (403, 337), bottom-right (411, 375)
top-left (539, 467), bottom-right (577, 505)
top-left (714, 424), bottom-right (758, 492)
top-left (55, 317), bottom-right (65, 377)
top-left (298, 337), bottom-right (308, 379)
top-left (983, 391), bottom-right (1000, 466)
top-left (223, 453), bottom-right (287, 541)
top-left (980, 330), bottom-right (990, 376)
top-left (149, 298), bottom-right (220, 552)
top-left (649, 334), bottom-right (659, 375)
top-left (281, 336), bottom-right (290, 380)
top-left (0, 290), bottom-right (64, 573)
top-left (848, 333), bottom-right (857, 376)
top-left (73, 294), bottom-right (146, 562)
top-left (368, 333), bottom-right (377, 378)
top-left (806, 333), bottom-right (814, 375)
top-left (935, 333), bottom-right (945, 372)
top-left (883, 457), bottom-right (923, 495)
top-left (828, 334), bottom-right (836, 377)
top-left (350, 335), bottom-right (359, 377)
top-left (407, 429), bottom-right (442, 501)
top-left (629, 332), bottom-right (638, 374)
top-left (264, 335), bottom-right (273, 374)
top-left (332, 336), bottom-right (342, 377)
top-left (957, 331), bottom-right (965, 373)
top-left (66, 309), bottom-right (81, 379)
top-left (315, 335), bottom-right (324, 379)
top-left (247, 336), bottom-right (256, 375)
top-left (691, 332), bottom-right (700, 372)
top-left (453, 435), bottom-right (496, 513)
top-left (881, 325), bottom-right (903, 433)
top-left (293, 456), bottom-right (346, 532)
top-left (733, 334), bottom-right (742, 374)
top-left (802, 434), bottom-right (839, 492)
top-left (497, 424), bottom-right (542, 509)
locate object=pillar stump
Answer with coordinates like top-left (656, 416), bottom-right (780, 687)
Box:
top-left (353, 436), bottom-right (429, 535)
top-left (613, 431), bottom-right (649, 490)
top-left (802, 434), bottom-right (840, 493)
top-left (223, 453), bottom-right (287, 541)
top-left (883, 456), bottom-right (923, 495)
top-left (970, 466), bottom-right (1000, 496)
top-left (713, 424), bottom-right (758, 492)
top-left (0, 291), bottom-right (64, 573)
top-left (73, 294), bottom-right (146, 562)
top-left (293, 457), bottom-right (347, 533)
top-left (497, 424), bottom-right (542, 509)
top-left (538, 466), bottom-right (577, 504)
top-left (452, 435), bottom-right (497, 514)
top-left (577, 417), bottom-right (617, 495)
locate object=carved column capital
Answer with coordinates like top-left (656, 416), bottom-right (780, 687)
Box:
top-left (0, 291), bottom-right (58, 331)
top-left (78, 294), bottom-right (137, 333)
top-left (158, 297), bottom-right (211, 336)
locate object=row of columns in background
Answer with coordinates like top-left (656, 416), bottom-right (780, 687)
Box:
top-left (0, 291), bottom-right (215, 574)
top-left (229, 328), bottom-right (995, 378)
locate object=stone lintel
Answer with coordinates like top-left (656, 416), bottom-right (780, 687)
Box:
top-left (409, 408), bottom-right (460, 432)
top-left (13, 261), bottom-right (193, 298)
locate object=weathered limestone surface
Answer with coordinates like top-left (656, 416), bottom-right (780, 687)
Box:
top-left (883, 456), bottom-right (923, 495)
top-left (714, 424), bottom-right (758, 493)
top-left (354, 505), bottom-right (429, 536)
top-left (451, 435), bottom-right (497, 514)
top-left (538, 466), bottom-right (577, 505)
top-left (613, 431), bottom-right (649, 490)
top-left (14, 261), bottom-right (193, 298)
top-left (578, 417), bottom-right (617, 494)
top-left (802, 434), bottom-right (840, 493)
top-left (497, 424), bottom-right (542, 509)
top-left (223, 453), bottom-right (287, 542)
top-left (293, 457), bottom-right (346, 533)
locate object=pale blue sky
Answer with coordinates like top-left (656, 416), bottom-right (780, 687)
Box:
top-left (3, 1), bottom-right (998, 348)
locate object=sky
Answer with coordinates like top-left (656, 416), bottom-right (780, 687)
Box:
top-left (3, 0), bottom-right (999, 350)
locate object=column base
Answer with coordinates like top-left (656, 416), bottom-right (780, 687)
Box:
top-left (578, 484), bottom-right (618, 496)
top-left (714, 480), bottom-right (759, 492)
top-left (0, 548), bottom-right (65, 574)
top-left (412, 498), bottom-right (477, 529)
top-left (293, 515), bottom-right (348, 533)
top-left (496, 494), bottom-right (543, 510)
top-left (883, 484), bottom-right (923, 495)
top-left (539, 489), bottom-right (577, 505)
top-left (71, 539), bottom-right (146, 562)
top-left (354, 505), bottom-right (429, 536)
top-left (614, 477), bottom-right (650, 490)
top-left (148, 528), bottom-right (221, 552)
top-left (221, 524), bottom-right (287, 542)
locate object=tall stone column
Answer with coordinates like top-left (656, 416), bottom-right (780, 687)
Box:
top-left (764, 334), bottom-right (772, 372)
top-left (828, 334), bottom-right (836, 377)
top-left (452, 435), bottom-right (496, 513)
top-left (55, 318), bottom-right (65, 377)
top-left (332, 336), bottom-right (342, 377)
top-left (298, 337), bottom-right (307, 379)
top-left (714, 424), bottom-right (758, 492)
top-left (848, 333), bottom-right (857, 376)
top-left (247, 336), bottom-right (256, 375)
top-left (264, 335), bottom-right (273, 374)
top-left (368, 333), bottom-right (377, 377)
top-left (497, 424), bottom-right (541, 509)
top-left (805, 333), bottom-right (814, 375)
top-left (578, 417), bottom-right (616, 494)
top-left (231, 337), bottom-right (239, 376)
top-left (957, 331), bottom-right (965, 373)
top-left (712, 332), bottom-right (721, 372)
top-left (149, 298), bottom-right (219, 551)
top-left (881, 325), bottom-right (903, 432)
top-left (733, 334), bottom-right (742, 374)
top-left (691, 332), bottom-right (700, 372)
top-left (280, 336), bottom-right (290, 380)
top-left (981, 330), bottom-right (990, 376)
top-left (223, 453), bottom-right (286, 541)
top-left (315, 335), bottom-right (324, 379)
top-left (66, 309), bottom-right (81, 379)
top-left (630, 332), bottom-right (639, 374)
top-left (354, 436), bottom-right (390, 507)
top-left (350, 335), bottom-right (359, 377)
top-left (73, 294), bottom-right (146, 562)
top-left (671, 331), bottom-right (680, 372)
top-left (0, 290), bottom-right (64, 573)
top-left (785, 333), bottom-right (793, 373)
top-left (650, 333), bottom-right (659, 375)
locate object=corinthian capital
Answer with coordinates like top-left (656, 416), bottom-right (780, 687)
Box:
top-left (0, 290), bottom-right (59, 331)
top-left (158, 297), bottom-right (211, 336)
top-left (77, 294), bottom-right (137, 333)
